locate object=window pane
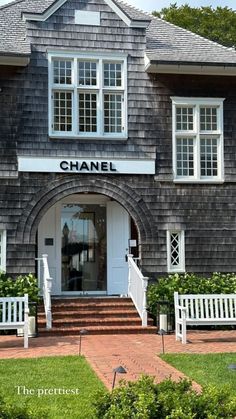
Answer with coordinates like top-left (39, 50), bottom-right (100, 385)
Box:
top-left (176, 107), bottom-right (194, 131)
top-left (200, 107), bottom-right (218, 131)
top-left (53, 60), bottom-right (72, 84)
top-left (79, 93), bottom-right (97, 133)
top-left (176, 138), bottom-right (194, 176)
top-left (200, 137), bottom-right (218, 177)
top-left (78, 61), bottom-right (97, 86)
top-left (170, 233), bottom-right (180, 267)
top-left (104, 94), bottom-right (122, 133)
top-left (104, 63), bottom-right (122, 87)
top-left (53, 91), bottom-right (72, 132)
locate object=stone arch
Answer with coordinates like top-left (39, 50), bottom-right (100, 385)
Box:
top-left (16, 175), bottom-right (156, 245)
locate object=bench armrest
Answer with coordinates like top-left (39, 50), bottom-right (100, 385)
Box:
top-left (175, 305), bottom-right (187, 312)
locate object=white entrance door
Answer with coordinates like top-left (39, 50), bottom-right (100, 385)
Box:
top-left (38, 204), bottom-right (61, 295)
top-left (107, 201), bottom-right (130, 295)
top-left (38, 196), bottom-right (130, 296)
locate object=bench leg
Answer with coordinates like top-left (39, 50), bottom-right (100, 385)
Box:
top-left (176, 322), bottom-right (181, 341)
top-left (24, 319), bottom-right (29, 349)
top-left (182, 317), bottom-right (187, 344)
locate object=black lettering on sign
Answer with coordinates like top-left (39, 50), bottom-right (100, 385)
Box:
top-left (60, 161), bottom-right (69, 171)
top-left (80, 161), bottom-right (90, 171)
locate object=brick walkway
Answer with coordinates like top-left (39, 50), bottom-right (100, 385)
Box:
top-left (0, 330), bottom-right (236, 390)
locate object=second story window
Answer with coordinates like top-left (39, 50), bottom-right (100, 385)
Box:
top-left (48, 52), bottom-right (127, 139)
top-left (171, 97), bottom-right (224, 183)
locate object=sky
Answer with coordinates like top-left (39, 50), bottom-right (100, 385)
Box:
top-left (129, 0), bottom-right (236, 11)
top-left (0, 0), bottom-right (235, 11)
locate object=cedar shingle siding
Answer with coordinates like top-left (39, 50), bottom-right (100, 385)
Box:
top-left (1, 0), bottom-right (236, 278)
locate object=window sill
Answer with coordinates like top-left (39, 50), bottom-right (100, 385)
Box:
top-left (173, 178), bottom-right (224, 184)
top-left (49, 134), bottom-right (128, 141)
top-left (167, 269), bottom-right (186, 274)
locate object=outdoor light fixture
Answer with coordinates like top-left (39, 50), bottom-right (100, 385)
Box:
top-left (79, 329), bottom-right (88, 356)
top-left (228, 364), bottom-right (236, 370)
top-left (112, 366), bottom-right (127, 389)
top-left (158, 329), bottom-right (167, 354)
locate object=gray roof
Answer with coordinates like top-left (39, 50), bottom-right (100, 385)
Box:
top-left (112, 0), bottom-right (151, 22)
top-left (1, 0), bottom-right (236, 67)
top-left (0, 0), bottom-right (56, 55)
top-left (146, 16), bottom-right (236, 66)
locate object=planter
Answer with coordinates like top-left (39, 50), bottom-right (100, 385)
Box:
top-left (17, 316), bottom-right (37, 338)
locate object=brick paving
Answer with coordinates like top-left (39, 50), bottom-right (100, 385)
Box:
top-left (0, 330), bottom-right (236, 390)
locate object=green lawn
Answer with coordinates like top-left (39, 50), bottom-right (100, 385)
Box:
top-left (162, 353), bottom-right (236, 396)
top-left (0, 356), bottom-right (105, 418)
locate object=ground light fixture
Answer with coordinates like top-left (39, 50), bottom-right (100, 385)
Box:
top-left (112, 366), bottom-right (127, 389)
top-left (158, 329), bottom-right (167, 354)
top-left (228, 364), bottom-right (236, 370)
top-left (79, 329), bottom-right (88, 356)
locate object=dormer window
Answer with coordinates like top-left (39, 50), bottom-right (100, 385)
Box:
top-left (48, 52), bottom-right (127, 139)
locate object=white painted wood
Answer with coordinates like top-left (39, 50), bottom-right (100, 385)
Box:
top-left (0, 295), bottom-right (29, 348)
top-left (74, 10), bottom-right (100, 26)
top-left (38, 204), bottom-right (60, 295)
top-left (107, 201), bottom-right (129, 295)
top-left (174, 292), bottom-right (236, 344)
top-left (171, 97), bottom-right (224, 183)
top-left (127, 254), bottom-right (148, 326)
top-left (22, 0), bottom-right (149, 28)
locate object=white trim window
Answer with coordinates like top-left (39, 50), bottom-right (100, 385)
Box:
top-left (0, 230), bottom-right (6, 272)
top-left (171, 97), bottom-right (224, 182)
top-left (167, 230), bottom-right (185, 273)
top-left (48, 51), bottom-right (127, 139)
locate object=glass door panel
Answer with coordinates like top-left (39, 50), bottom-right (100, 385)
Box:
top-left (61, 204), bottom-right (107, 293)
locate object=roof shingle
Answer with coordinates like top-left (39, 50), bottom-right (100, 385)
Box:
top-left (146, 16), bottom-right (236, 66)
top-left (1, 0), bottom-right (236, 67)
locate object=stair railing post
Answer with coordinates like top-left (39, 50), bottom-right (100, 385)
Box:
top-left (46, 277), bottom-right (52, 329)
top-left (127, 254), bottom-right (133, 296)
top-left (142, 277), bottom-right (149, 327)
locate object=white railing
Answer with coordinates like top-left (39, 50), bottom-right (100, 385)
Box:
top-left (127, 254), bottom-right (149, 327)
top-left (36, 254), bottom-right (52, 329)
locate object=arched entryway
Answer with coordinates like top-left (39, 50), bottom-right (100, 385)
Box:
top-left (16, 176), bottom-right (156, 288)
top-left (38, 193), bottom-right (136, 296)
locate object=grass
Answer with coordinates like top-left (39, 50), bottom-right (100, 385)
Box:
top-left (0, 356), bottom-right (105, 418)
top-left (162, 353), bottom-right (236, 396)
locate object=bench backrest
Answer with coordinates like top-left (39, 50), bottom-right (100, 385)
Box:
top-left (174, 292), bottom-right (236, 321)
top-left (0, 295), bottom-right (28, 324)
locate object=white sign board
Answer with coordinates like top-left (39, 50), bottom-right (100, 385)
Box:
top-left (18, 157), bottom-right (155, 175)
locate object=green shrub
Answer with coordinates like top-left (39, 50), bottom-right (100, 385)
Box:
top-left (0, 273), bottom-right (40, 303)
top-left (147, 272), bottom-right (236, 317)
top-left (0, 394), bottom-right (48, 418)
top-left (93, 376), bottom-right (236, 419)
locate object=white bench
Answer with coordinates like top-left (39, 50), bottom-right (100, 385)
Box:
top-left (174, 292), bottom-right (236, 344)
top-left (0, 294), bottom-right (29, 348)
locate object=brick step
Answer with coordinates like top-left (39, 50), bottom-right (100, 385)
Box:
top-left (37, 297), bottom-right (156, 335)
top-left (38, 301), bottom-right (134, 313)
top-left (38, 317), bottom-right (153, 328)
top-left (38, 325), bottom-right (157, 336)
top-left (51, 297), bottom-right (133, 305)
top-left (38, 310), bottom-right (139, 321)
top-left (51, 297), bottom-right (131, 302)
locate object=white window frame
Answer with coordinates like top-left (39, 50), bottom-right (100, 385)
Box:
top-left (167, 230), bottom-right (185, 273)
top-left (0, 230), bottom-right (6, 272)
top-left (171, 97), bottom-right (225, 183)
top-left (48, 51), bottom-right (128, 140)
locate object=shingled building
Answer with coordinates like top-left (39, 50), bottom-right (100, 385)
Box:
top-left (1, 0), bottom-right (236, 299)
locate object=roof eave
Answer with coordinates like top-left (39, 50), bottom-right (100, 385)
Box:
top-left (0, 53), bottom-right (30, 66)
top-left (22, 0), bottom-right (150, 28)
top-left (145, 57), bottom-right (236, 76)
